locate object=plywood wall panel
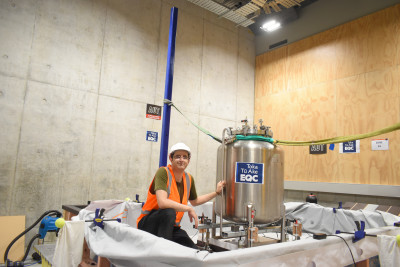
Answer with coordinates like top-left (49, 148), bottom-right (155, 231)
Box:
top-left (299, 81), bottom-right (337, 140)
top-left (337, 150), bottom-right (366, 184)
top-left (396, 5), bottom-right (400, 66)
top-left (365, 7), bottom-right (399, 73)
top-left (364, 67), bottom-right (399, 130)
top-left (282, 146), bottom-right (293, 180)
top-left (336, 67), bottom-right (398, 135)
top-left (285, 89), bottom-right (309, 181)
top-left (389, 131), bottom-right (400, 185)
top-left (260, 92), bottom-right (294, 140)
top-left (336, 74), bottom-right (369, 135)
top-left (254, 94), bottom-right (264, 120)
top-left (256, 4), bottom-right (400, 186)
top-left (308, 151), bottom-right (338, 183)
top-left (286, 29), bottom-right (337, 91)
top-left (335, 17), bottom-right (368, 80)
top-left (364, 67), bottom-right (399, 185)
top-left (302, 81), bottom-right (338, 183)
top-left (290, 146), bottom-right (310, 181)
top-left (255, 46), bottom-right (287, 96)
top-left (336, 67), bottom-right (399, 185)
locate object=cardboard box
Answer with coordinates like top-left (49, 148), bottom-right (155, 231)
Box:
top-left (0, 216), bottom-right (25, 263)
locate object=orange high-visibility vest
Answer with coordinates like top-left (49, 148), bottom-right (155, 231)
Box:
top-left (137, 164), bottom-right (192, 227)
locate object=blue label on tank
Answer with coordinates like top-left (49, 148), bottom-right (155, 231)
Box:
top-left (235, 162), bottom-right (264, 184)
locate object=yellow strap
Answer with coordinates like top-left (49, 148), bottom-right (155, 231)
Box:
top-left (274, 122), bottom-right (400, 146)
top-left (164, 100), bottom-right (400, 147)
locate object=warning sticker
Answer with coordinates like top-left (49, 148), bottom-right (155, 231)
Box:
top-left (146, 104), bottom-right (162, 120)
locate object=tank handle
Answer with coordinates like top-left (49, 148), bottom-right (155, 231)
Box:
top-left (219, 128), bottom-right (230, 236)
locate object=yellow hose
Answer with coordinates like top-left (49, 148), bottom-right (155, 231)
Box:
top-left (166, 99), bottom-right (400, 147)
top-left (275, 122), bottom-right (400, 146)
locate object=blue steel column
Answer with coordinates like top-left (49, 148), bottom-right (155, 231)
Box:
top-left (159, 7), bottom-right (178, 167)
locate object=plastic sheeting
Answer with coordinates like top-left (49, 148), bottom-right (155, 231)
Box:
top-left (56, 201), bottom-right (400, 266)
top-left (53, 220), bottom-right (85, 267)
top-left (378, 233), bottom-right (400, 267)
top-left (285, 202), bottom-right (400, 234)
top-left (84, 221), bottom-right (399, 267)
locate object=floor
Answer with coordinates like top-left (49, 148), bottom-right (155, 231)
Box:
top-left (0, 247), bottom-right (42, 267)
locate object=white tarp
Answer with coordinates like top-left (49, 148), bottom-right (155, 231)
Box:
top-left (85, 221), bottom-right (399, 267)
top-left (53, 201), bottom-right (400, 266)
top-left (378, 232), bottom-right (400, 267)
top-left (285, 202), bottom-right (399, 234)
top-left (53, 220), bottom-right (85, 267)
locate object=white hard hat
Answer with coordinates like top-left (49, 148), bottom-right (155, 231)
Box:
top-left (170, 143), bottom-right (191, 155)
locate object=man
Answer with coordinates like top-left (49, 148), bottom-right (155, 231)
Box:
top-left (137, 142), bottom-right (226, 249)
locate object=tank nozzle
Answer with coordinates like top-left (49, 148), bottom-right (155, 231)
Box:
top-left (259, 119), bottom-right (266, 130)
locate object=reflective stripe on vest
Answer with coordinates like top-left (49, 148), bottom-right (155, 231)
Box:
top-left (166, 168), bottom-right (172, 197)
top-left (173, 170), bottom-right (191, 226)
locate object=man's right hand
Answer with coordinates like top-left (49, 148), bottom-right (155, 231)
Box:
top-left (188, 208), bottom-right (198, 229)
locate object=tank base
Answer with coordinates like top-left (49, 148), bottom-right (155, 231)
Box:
top-left (197, 218), bottom-right (287, 251)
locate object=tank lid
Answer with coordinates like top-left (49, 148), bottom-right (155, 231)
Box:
top-left (223, 119), bottom-right (275, 144)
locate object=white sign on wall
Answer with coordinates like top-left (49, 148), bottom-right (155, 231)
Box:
top-left (371, 139), bottom-right (389, 151)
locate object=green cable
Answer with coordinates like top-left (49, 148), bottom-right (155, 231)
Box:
top-left (164, 99), bottom-right (222, 143)
top-left (166, 99), bottom-right (400, 146)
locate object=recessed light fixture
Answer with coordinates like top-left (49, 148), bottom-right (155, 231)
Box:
top-left (261, 20), bottom-right (281, 32)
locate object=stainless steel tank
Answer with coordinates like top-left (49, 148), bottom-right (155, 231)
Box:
top-left (215, 120), bottom-right (284, 224)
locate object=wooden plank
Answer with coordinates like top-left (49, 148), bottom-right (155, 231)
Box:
top-left (263, 4), bottom-right (271, 14)
top-left (342, 202), bottom-right (357, 210)
top-left (251, 0), bottom-right (265, 7)
top-left (376, 205), bottom-right (391, 213)
top-left (387, 206), bottom-right (400, 216)
top-left (355, 259), bottom-right (370, 267)
top-left (352, 203), bottom-right (368, 210)
top-left (0, 216), bottom-right (25, 263)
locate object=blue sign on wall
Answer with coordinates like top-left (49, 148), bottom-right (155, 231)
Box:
top-left (343, 140), bottom-right (356, 153)
top-left (146, 131), bottom-right (158, 142)
top-left (235, 162), bottom-right (264, 184)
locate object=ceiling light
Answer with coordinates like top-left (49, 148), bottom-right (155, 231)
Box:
top-left (261, 20), bottom-right (281, 32)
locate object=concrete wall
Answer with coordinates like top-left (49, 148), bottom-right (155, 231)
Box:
top-left (0, 0), bottom-right (255, 233)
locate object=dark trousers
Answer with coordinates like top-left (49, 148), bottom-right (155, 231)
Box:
top-left (137, 208), bottom-right (197, 249)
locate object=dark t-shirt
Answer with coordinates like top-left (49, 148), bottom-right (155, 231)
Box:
top-left (150, 167), bottom-right (198, 202)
